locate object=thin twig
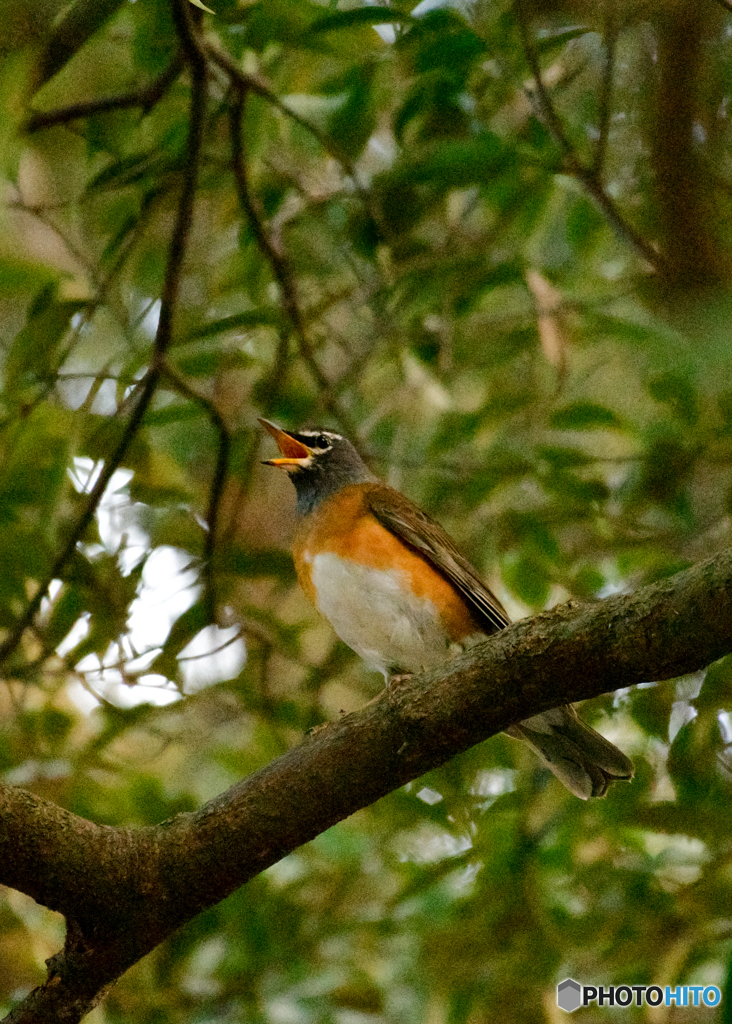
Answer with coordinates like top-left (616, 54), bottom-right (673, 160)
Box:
top-left (594, 0), bottom-right (618, 178)
top-left (25, 51), bottom-right (185, 132)
top-left (227, 85), bottom-right (362, 441)
top-left (206, 42), bottom-right (365, 190)
top-left (207, 42), bottom-right (386, 447)
top-left (515, 1), bottom-right (575, 161)
top-left (8, 193), bottom-right (96, 278)
top-left (514, 0), bottom-right (668, 277)
top-left (208, 39), bottom-right (387, 257)
top-left (0, 1), bottom-right (208, 670)
top-left (10, 181), bottom-right (159, 435)
top-left (160, 363), bottom-right (231, 622)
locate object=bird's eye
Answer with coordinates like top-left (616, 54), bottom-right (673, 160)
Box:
top-left (316, 435), bottom-right (330, 449)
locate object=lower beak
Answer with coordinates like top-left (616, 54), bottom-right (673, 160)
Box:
top-left (263, 456), bottom-right (309, 468)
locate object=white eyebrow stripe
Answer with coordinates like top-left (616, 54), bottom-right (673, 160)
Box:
top-left (296, 431), bottom-right (340, 442)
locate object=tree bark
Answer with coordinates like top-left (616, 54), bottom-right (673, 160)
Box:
top-left (651, 1), bottom-right (728, 289)
top-left (2, 546), bottom-right (732, 1023)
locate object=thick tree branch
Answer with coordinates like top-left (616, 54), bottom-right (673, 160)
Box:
top-left (651, 2), bottom-right (726, 288)
top-left (2, 546), bottom-right (732, 1023)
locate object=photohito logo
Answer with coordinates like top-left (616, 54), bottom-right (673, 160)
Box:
top-left (556, 979), bottom-right (722, 1012)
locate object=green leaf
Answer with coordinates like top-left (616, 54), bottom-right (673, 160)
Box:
top-left (131, 0), bottom-right (177, 73)
top-left (717, 389), bottom-right (732, 432)
top-left (667, 718), bottom-right (719, 804)
top-left (144, 403), bottom-right (202, 427)
top-left (0, 256), bottom-right (57, 300)
top-left (127, 775), bottom-right (197, 825)
top-left (188, 310), bottom-right (285, 340)
top-left (537, 445), bottom-right (593, 470)
top-left (188, 0), bottom-right (215, 11)
top-left (626, 802), bottom-right (731, 842)
top-left (395, 70), bottom-right (472, 144)
top-left (535, 25), bottom-right (591, 55)
top-left (398, 10), bottom-right (484, 78)
top-left (629, 683), bottom-right (673, 740)
top-left (307, 8), bottom-right (412, 34)
top-left (87, 151), bottom-right (170, 193)
top-left (35, 0), bottom-right (127, 85)
top-left (647, 372), bottom-right (698, 426)
top-left (0, 404), bottom-right (74, 517)
top-left (501, 551), bottom-right (551, 608)
top-left (637, 431), bottom-right (693, 506)
top-left (382, 131), bottom-right (510, 198)
top-left (244, 0), bottom-right (327, 51)
top-left (219, 545), bottom-right (296, 581)
top-left (174, 348), bottom-right (253, 380)
top-left (550, 402), bottom-right (622, 431)
top-left (327, 61), bottom-right (377, 159)
top-left (19, 707), bottom-right (74, 748)
top-left (696, 655), bottom-right (732, 712)
top-left (45, 585), bottom-right (87, 650)
top-left (147, 601), bottom-right (211, 682)
top-left (568, 565), bottom-right (605, 599)
top-left (127, 447), bottom-right (194, 506)
top-left (5, 291), bottom-right (86, 396)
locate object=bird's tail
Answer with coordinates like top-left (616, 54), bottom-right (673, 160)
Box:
top-left (507, 705), bottom-right (633, 799)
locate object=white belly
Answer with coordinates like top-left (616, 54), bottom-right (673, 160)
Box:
top-left (308, 552), bottom-right (456, 676)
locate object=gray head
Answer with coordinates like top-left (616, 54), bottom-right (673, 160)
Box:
top-left (259, 419), bottom-right (376, 515)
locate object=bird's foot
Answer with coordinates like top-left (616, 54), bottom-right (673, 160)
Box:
top-left (386, 671), bottom-right (414, 690)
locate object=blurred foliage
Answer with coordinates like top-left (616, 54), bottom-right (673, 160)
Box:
top-left (1, 0), bottom-right (732, 1020)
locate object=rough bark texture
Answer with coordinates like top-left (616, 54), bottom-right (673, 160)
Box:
top-left (2, 547), bottom-right (732, 1023)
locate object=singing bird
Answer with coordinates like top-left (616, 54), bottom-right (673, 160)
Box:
top-left (260, 419), bottom-right (633, 799)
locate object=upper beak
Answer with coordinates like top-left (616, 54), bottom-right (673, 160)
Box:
top-left (259, 418), bottom-right (313, 467)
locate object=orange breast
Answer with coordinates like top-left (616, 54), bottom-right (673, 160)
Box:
top-left (293, 485), bottom-right (481, 644)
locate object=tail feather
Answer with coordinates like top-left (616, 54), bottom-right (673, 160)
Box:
top-left (507, 705), bottom-right (633, 800)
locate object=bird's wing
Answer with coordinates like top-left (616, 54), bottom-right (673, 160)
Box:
top-left (367, 485), bottom-right (510, 634)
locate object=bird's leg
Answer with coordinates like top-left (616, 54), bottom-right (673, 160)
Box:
top-left (386, 671), bottom-right (414, 690)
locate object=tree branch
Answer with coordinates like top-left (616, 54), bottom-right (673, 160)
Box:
top-left (594, 0), bottom-right (617, 178)
top-left (651, 1), bottom-right (724, 288)
top-left (24, 51), bottom-right (185, 132)
top-left (514, 0), bottom-right (668, 277)
top-left (3, 545), bottom-right (732, 1023)
top-left (0, 1), bottom-right (207, 672)
top-left (160, 362), bottom-right (232, 621)
top-left (227, 85), bottom-right (362, 442)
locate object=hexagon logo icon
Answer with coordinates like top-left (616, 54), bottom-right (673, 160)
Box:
top-left (557, 978), bottom-right (582, 1012)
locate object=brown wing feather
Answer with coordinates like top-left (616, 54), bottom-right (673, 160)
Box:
top-left (366, 485), bottom-right (510, 634)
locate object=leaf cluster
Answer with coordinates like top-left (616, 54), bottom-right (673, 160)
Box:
top-left (1, 0), bottom-right (732, 1019)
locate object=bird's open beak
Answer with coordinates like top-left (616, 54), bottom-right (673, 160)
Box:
top-left (259, 418), bottom-right (313, 468)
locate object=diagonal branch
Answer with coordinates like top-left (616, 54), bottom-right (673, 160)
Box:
top-left (0, 0), bottom-right (207, 671)
top-left (227, 84), bottom-right (362, 441)
top-left (206, 41), bottom-right (368, 200)
top-left (514, 0), bottom-right (668, 277)
top-left (24, 51), bottom-right (185, 132)
top-left (3, 545), bottom-right (732, 1023)
top-left (160, 362), bottom-right (231, 621)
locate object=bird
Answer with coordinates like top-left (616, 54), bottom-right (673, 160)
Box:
top-left (260, 418), bottom-right (633, 799)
